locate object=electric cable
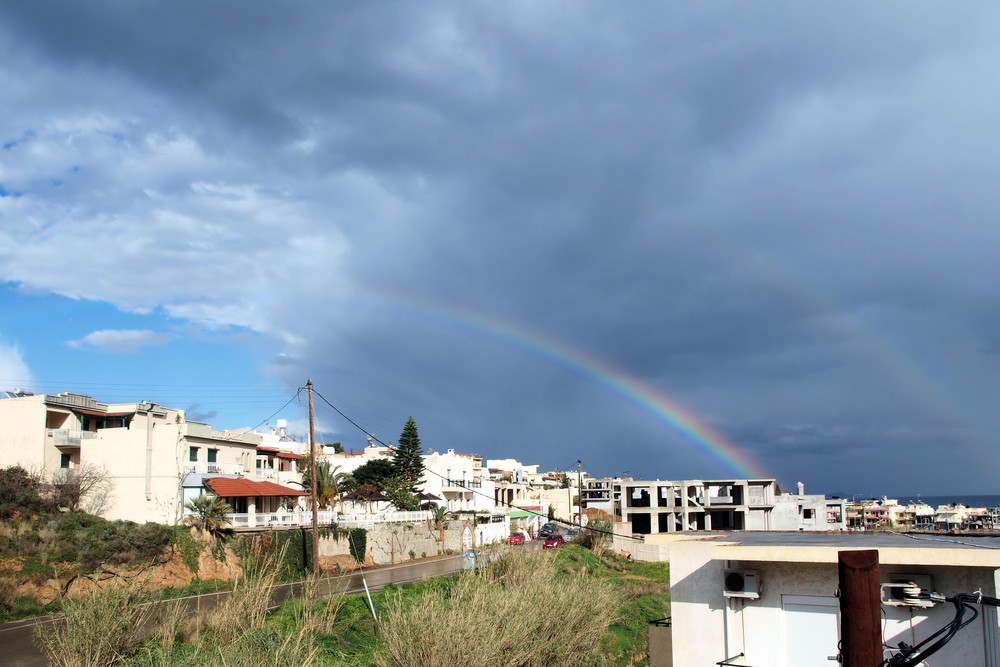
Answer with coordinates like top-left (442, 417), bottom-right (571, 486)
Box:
top-left (880, 591), bottom-right (1000, 666)
top-left (311, 387), bottom-right (645, 543)
top-left (222, 387), bottom-right (304, 441)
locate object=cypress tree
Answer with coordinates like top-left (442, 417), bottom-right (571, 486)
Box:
top-left (393, 416), bottom-right (425, 494)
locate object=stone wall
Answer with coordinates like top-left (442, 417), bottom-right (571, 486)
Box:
top-left (317, 518), bottom-right (475, 568)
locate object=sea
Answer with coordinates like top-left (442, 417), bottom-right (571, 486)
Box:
top-left (835, 494), bottom-right (1000, 508)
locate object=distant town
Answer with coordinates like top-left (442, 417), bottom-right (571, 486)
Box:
top-left (2, 389), bottom-right (994, 540)
top-left (5, 389), bottom-right (1000, 666)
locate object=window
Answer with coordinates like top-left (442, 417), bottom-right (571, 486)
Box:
top-left (189, 447), bottom-right (199, 462)
top-left (60, 453), bottom-right (71, 469)
top-left (207, 449), bottom-right (217, 463)
top-left (803, 508), bottom-right (815, 520)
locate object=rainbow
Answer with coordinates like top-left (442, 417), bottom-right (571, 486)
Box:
top-left (333, 288), bottom-right (771, 480)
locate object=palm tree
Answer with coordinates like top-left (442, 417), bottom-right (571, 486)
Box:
top-left (300, 459), bottom-right (354, 510)
top-left (327, 464), bottom-right (354, 513)
top-left (182, 494), bottom-right (233, 535)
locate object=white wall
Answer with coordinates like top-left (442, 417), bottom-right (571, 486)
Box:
top-left (670, 541), bottom-right (1000, 667)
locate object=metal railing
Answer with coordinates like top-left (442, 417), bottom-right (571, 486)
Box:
top-left (221, 510), bottom-right (432, 529)
top-left (47, 429), bottom-right (97, 447)
top-left (184, 462), bottom-right (246, 475)
top-left (444, 479), bottom-right (482, 489)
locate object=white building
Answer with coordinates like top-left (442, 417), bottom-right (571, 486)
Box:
top-left (772, 482), bottom-right (848, 531)
top-left (421, 449), bottom-right (495, 512)
top-left (0, 391), bottom-right (302, 524)
top-left (666, 532), bottom-right (1000, 667)
top-left (584, 477), bottom-right (776, 533)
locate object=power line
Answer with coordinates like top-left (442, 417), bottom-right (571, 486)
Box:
top-left (222, 387), bottom-right (305, 441)
top-left (311, 386), bottom-right (643, 543)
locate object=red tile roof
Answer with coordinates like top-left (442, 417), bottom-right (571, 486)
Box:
top-left (276, 451), bottom-right (300, 460)
top-left (205, 478), bottom-right (303, 497)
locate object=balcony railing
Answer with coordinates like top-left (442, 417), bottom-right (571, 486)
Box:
top-left (183, 462), bottom-right (246, 475)
top-left (221, 510), bottom-right (432, 529)
top-left (47, 429), bottom-right (98, 448)
top-left (444, 479), bottom-right (482, 489)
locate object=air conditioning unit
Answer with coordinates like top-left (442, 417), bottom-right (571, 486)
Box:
top-left (724, 570), bottom-right (761, 599)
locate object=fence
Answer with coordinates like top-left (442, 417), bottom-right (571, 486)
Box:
top-left (223, 509), bottom-right (432, 529)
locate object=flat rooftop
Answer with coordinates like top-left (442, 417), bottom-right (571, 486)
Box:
top-left (666, 531), bottom-right (1000, 567)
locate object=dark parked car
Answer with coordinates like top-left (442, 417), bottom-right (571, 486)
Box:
top-left (538, 523), bottom-right (560, 537)
top-left (542, 534), bottom-right (564, 549)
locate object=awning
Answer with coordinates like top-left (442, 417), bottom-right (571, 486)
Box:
top-left (276, 451), bottom-right (301, 460)
top-left (72, 408), bottom-right (135, 418)
top-left (205, 478), bottom-right (304, 497)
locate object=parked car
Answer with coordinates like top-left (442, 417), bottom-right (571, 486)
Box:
top-left (565, 528), bottom-right (580, 542)
top-left (542, 534), bottom-right (564, 549)
top-left (538, 523), bottom-right (560, 537)
top-left (507, 532), bottom-right (526, 545)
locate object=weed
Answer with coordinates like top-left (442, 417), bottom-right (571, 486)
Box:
top-left (35, 576), bottom-right (151, 667)
top-left (376, 549), bottom-right (621, 667)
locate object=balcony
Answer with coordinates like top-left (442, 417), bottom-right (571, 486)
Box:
top-left (183, 462), bottom-right (246, 475)
top-left (444, 479), bottom-right (482, 490)
top-left (47, 429), bottom-right (97, 448)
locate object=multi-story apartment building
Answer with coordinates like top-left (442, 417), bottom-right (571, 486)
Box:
top-left (421, 448), bottom-right (494, 512)
top-left (0, 391), bottom-right (303, 524)
top-left (583, 477), bottom-right (776, 533)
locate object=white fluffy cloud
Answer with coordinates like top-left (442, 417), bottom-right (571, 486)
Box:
top-left (0, 338), bottom-right (33, 389)
top-left (67, 329), bottom-right (171, 354)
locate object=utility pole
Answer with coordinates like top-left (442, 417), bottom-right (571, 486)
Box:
top-left (577, 460), bottom-right (583, 533)
top-left (838, 549), bottom-right (881, 667)
top-left (307, 379), bottom-right (319, 582)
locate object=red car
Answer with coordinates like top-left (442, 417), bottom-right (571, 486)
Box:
top-left (542, 534), bottom-right (564, 549)
top-left (507, 532), bottom-right (526, 545)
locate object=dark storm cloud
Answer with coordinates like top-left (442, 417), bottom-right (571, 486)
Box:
top-left (4, 2), bottom-right (1000, 493)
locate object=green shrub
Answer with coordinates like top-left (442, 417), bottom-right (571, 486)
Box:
top-left (0, 466), bottom-right (52, 520)
top-left (348, 528), bottom-right (366, 564)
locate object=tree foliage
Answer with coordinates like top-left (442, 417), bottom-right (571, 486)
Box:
top-left (299, 458), bottom-right (353, 509)
top-left (392, 416), bottom-right (425, 494)
top-left (580, 514), bottom-right (613, 552)
top-left (0, 465), bottom-right (51, 519)
top-left (351, 459), bottom-right (396, 489)
top-left (383, 477), bottom-right (420, 512)
top-left (182, 494), bottom-right (233, 534)
top-left (51, 464), bottom-right (113, 515)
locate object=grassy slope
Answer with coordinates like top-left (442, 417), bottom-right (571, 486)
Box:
top-left (268, 544), bottom-right (671, 667)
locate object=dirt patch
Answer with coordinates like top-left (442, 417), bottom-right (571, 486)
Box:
top-left (2, 539), bottom-right (243, 607)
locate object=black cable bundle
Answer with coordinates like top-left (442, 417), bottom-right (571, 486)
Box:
top-left (882, 592), bottom-right (1000, 667)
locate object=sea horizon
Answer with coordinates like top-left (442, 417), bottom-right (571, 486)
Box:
top-left (827, 493), bottom-right (1000, 508)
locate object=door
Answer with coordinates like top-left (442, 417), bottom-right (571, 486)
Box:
top-left (782, 595), bottom-right (840, 666)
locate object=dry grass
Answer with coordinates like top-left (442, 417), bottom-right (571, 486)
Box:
top-left (376, 549), bottom-right (622, 667)
top-left (34, 576), bottom-right (151, 667)
top-left (623, 581), bottom-right (671, 600)
top-left (198, 543), bottom-right (282, 643)
top-left (287, 576), bottom-right (348, 636)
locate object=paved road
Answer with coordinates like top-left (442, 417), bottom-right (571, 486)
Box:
top-left (0, 555), bottom-right (464, 667)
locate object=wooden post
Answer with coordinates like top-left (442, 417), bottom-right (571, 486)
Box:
top-left (839, 549), bottom-right (882, 667)
top-left (307, 379), bottom-right (319, 582)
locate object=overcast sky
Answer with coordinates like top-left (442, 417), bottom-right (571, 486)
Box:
top-left (2, 2), bottom-right (999, 496)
